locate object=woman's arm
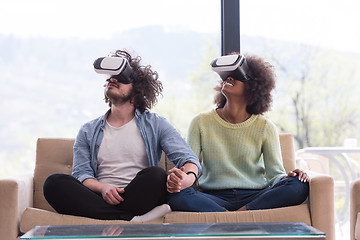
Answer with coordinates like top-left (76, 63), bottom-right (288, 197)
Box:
top-left (262, 121), bottom-right (288, 185)
top-left (186, 116), bottom-right (202, 158)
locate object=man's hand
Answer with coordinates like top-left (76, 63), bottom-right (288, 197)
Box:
top-left (100, 184), bottom-right (125, 205)
top-left (102, 225), bottom-right (124, 236)
top-left (167, 167), bottom-right (196, 193)
top-left (83, 178), bottom-right (124, 205)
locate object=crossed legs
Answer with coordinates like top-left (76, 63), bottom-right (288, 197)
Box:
top-left (43, 166), bottom-right (168, 220)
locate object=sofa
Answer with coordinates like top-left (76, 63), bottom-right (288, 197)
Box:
top-left (0, 133), bottom-right (335, 240)
top-left (351, 178), bottom-right (360, 240)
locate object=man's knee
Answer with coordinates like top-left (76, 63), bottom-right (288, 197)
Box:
top-left (43, 173), bottom-right (73, 197)
top-left (139, 166), bottom-right (167, 183)
top-left (44, 173), bottom-right (62, 190)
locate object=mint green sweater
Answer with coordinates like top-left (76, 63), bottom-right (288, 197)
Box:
top-left (187, 109), bottom-right (287, 190)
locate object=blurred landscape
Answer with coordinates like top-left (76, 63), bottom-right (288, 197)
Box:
top-left (1, 25), bottom-right (360, 177)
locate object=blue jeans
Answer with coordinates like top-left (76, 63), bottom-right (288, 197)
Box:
top-left (168, 177), bottom-right (309, 212)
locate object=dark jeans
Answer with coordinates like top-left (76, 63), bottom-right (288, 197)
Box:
top-left (43, 166), bottom-right (168, 221)
top-left (168, 177), bottom-right (309, 212)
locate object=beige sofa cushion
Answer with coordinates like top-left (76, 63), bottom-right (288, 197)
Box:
top-left (21, 204), bottom-right (311, 235)
top-left (164, 204), bottom-right (311, 225)
top-left (279, 133), bottom-right (295, 173)
top-left (20, 207), bottom-right (163, 234)
top-left (356, 212), bottom-right (360, 240)
top-left (34, 138), bottom-right (75, 212)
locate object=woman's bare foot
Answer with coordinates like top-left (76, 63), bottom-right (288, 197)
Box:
top-left (237, 206), bottom-right (247, 211)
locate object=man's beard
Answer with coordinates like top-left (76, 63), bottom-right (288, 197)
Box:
top-left (105, 89), bottom-right (133, 106)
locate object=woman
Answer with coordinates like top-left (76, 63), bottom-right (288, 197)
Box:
top-left (167, 53), bottom-right (309, 212)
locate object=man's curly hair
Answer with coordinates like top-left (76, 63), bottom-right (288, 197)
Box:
top-left (104, 50), bottom-right (163, 112)
top-left (214, 53), bottom-right (276, 115)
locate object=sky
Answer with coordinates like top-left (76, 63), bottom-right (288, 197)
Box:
top-left (0, 0), bottom-right (220, 38)
top-left (241, 0), bottom-right (360, 54)
top-left (0, 0), bottom-right (360, 54)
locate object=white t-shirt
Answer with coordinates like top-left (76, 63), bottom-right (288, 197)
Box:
top-left (97, 117), bottom-right (148, 189)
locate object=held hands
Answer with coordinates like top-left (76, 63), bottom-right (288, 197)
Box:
top-left (100, 184), bottom-right (125, 205)
top-left (167, 167), bottom-right (195, 193)
top-left (286, 168), bottom-right (310, 182)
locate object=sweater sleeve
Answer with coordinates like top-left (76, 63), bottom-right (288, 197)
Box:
top-left (262, 120), bottom-right (287, 186)
top-left (186, 115), bottom-right (202, 160)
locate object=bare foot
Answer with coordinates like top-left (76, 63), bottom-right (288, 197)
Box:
top-left (237, 206), bottom-right (247, 211)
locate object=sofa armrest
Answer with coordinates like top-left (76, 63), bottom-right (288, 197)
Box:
top-left (351, 178), bottom-right (360, 240)
top-left (308, 174), bottom-right (335, 240)
top-left (0, 173), bottom-right (34, 240)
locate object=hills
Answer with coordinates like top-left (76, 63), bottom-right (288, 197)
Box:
top-left (0, 25), bottom-right (359, 176)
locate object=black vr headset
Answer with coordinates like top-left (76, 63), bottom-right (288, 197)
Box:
top-left (93, 57), bottom-right (134, 84)
top-left (211, 55), bottom-right (254, 82)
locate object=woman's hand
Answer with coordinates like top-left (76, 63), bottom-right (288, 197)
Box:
top-left (167, 167), bottom-right (196, 193)
top-left (287, 168), bottom-right (310, 182)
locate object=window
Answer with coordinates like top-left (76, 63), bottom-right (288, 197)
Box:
top-left (239, 1), bottom-right (360, 237)
top-left (240, 0), bottom-right (360, 149)
top-left (0, 0), bottom-right (220, 177)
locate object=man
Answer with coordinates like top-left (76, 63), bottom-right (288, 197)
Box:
top-left (43, 49), bottom-right (201, 221)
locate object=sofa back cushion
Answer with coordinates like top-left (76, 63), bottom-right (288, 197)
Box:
top-left (33, 133), bottom-right (295, 212)
top-left (279, 133), bottom-right (296, 173)
top-left (34, 138), bottom-right (75, 211)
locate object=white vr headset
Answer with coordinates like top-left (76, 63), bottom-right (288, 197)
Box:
top-left (93, 57), bottom-right (134, 84)
top-left (211, 55), bottom-right (254, 82)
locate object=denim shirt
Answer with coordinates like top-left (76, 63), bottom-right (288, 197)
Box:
top-left (72, 109), bottom-right (201, 183)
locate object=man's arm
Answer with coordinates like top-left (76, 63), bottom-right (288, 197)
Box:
top-left (158, 117), bottom-right (202, 175)
top-left (72, 124), bottom-right (97, 182)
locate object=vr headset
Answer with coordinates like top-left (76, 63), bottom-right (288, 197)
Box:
top-left (93, 57), bottom-right (134, 84)
top-left (211, 55), bottom-right (254, 82)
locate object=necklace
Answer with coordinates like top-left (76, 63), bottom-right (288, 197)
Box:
top-left (220, 108), bottom-right (251, 124)
top-left (221, 108), bottom-right (231, 123)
